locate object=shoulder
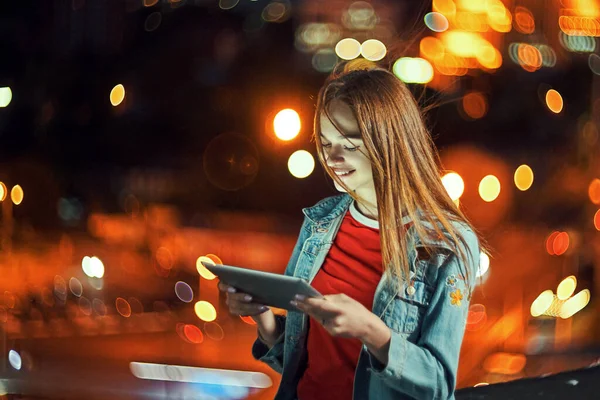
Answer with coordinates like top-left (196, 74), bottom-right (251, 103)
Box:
top-left (301, 193), bottom-right (352, 223)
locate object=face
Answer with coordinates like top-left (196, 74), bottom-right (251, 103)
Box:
top-left (319, 100), bottom-right (376, 204)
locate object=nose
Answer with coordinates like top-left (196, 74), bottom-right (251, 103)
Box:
top-left (324, 144), bottom-right (345, 164)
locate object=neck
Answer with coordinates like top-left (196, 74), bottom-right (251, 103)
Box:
top-left (355, 199), bottom-right (378, 220)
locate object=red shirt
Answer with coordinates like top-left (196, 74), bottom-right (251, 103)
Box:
top-left (297, 203), bottom-right (382, 400)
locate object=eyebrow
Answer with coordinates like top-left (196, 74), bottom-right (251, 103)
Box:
top-left (320, 132), bottom-right (362, 140)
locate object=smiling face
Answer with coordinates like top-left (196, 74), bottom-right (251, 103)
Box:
top-left (319, 100), bottom-right (376, 210)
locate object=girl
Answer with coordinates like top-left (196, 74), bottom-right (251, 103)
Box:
top-left (219, 62), bottom-right (481, 400)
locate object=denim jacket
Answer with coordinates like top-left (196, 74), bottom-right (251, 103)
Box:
top-left (252, 194), bottom-right (480, 400)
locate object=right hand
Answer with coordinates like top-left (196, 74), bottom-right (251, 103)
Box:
top-left (217, 281), bottom-right (270, 317)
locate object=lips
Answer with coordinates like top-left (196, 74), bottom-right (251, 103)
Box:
top-left (331, 168), bottom-right (355, 177)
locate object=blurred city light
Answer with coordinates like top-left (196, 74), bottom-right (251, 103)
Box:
top-left (219, 0), bottom-right (240, 11)
top-left (545, 231), bottom-right (560, 255)
top-left (273, 109), bottom-right (301, 141)
top-left (514, 6), bottom-right (535, 34)
top-left (557, 275), bottom-right (577, 300)
top-left (8, 350), bottom-right (22, 371)
top-left (69, 277), bottom-right (83, 297)
top-left (0, 182), bottom-right (7, 201)
top-left (110, 84), bottom-right (125, 106)
top-left (594, 209), bottom-right (600, 230)
top-left (420, 37), bottom-right (445, 61)
top-left (588, 178), bottom-right (600, 204)
top-left (441, 172), bottom-right (465, 201)
top-left (116, 297), bottom-right (132, 317)
top-left (195, 301), bottom-right (217, 322)
top-left (11, 185), bottom-right (23, 205)
top-left (360, 39), bottom-right (386, 61)
top-left (82, 256), bottom-right (105, 278)
top-left (196, 256), bottom-right (217, 280)
top-left (204, 321), bottom-right (225, 341)
top-left (514, 164), bottom-right (534, 191)
top-left (466, 304), bottom-right (487, 331)
top-left (560, 32), bottom-right (596, 52)
top-left (552, 231), bottom-right (570, 256)
top-left (530, 290), bottom-right (554, 317)
top-left (144, 12), bottom-right (162, 32)
top-left (462, 92), bottom-right (488, 119)
top-left (183, 324), bottom-right (204, 344)
top-left (483, 353), bottom-right (526, 375)
top-left (335, 38), bottom-right (361, 60)
top-left (559, 289), bottom-right (591, 319)
top-left (424, 12), bottom-right (449, 32)
top-left (130, 362), bottom-right (273, 388)
top-left (240, 315), bottom-right (257, 325)
top-left (0, 87), bottom-right (12, 107)
top-left (393, 57), bottom-right (434, 84)
top-left (288, 150), bottom-right (315, 179)
top-left (206, 253), bottom-right (223, 265)
top-left (143, 0), bottom-right (159, 6)
top-left (478, 175), bottom-right (501, 202)
top-left (545, 89), bottom-right (564, 113)
top-left (262, 1), bottom-right (291, 23)
top-left (175, 281), bottom-right (194, 303)
top-left (589, 53), bottom-right (600, 74)
top-left (432, 0), bottom-right (456, 16)
top-left (478, 252), bottom-right (490, 278)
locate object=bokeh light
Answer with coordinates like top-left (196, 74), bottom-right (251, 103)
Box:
top-left (462, 92), bottom-right (488, 119)
top-left (240, 315), bottom-right (257, 325)
top-left (116, 297), bottom-right (132, 318)
top-left (155, 247), bottom-right (174, 270)
top-left (144, 12), bottom-right (162, 32)
top-left (144, 0), bottom-right (159, 6)
top-left (478, 252), bottom-right (490, 278)
top-left (589, 54), bottom-right (600, 74)
top-left (204, 321), bottom-right (225, 341)
top-left (441, 172), bottom-right (465, 201)
top-left (273, 109), bottom-right (301, 141)
top-left (514, 6), bottom-right (535, 34)
top-left (11, 185), bottom-right (23, 205)
top-left (219, 0), bottom-right (240, 10)
top-left (588, 178), bottom-right (600, 204)
top-left (0, 182), bottom-right (7, 201)
top-left (69, 277), bottom-right (83, 297)
top-left (559, 289), bottom-right (591, 319)
top-left (556, 276), bottom-right (577, 300)
top-left (466, 304), bottom-right (487, 331)
top-left (79, 296), bottom-right (92, 316)
top-left (89, 256), bottom-right (105, 278)
top-left (335, 38), bottom-right (361, 60)
top-left (8, 350), bottom-right (22, 370)
top-left (93, 298), bottom-right (107, 316)
top-left (514, 164), bottom-right (534, 191)
top-left (552, 232), bottom-right (570, 256)
top-left (478, 175), bottom-right (501, 202)
top-left (530, 290), bottom-right (554, 317)
top-left (288, 150), bottom-right (315, 179)
top-left (393, 57), bottom-right (434, 84)
top-left (0, 87), bottom-right (12, 108)
top-left (110, 84), bottom-right (125, 107)
top-left (420, 36), bottom-right (445, 61)
top-left (194, 301), bottom-right (217, 322)
top-left (546, 231), bottom-right (560, 255)
top-left (183, 324), bottom-right (204, 344)
top-left (312, 49), bottom-right (338, 73)
top-left (483, 353), bottom-right (527, 375)
top-left (175, 281), bottom-right (194, 303)
top-left (203, 132), bottom-right (259, 191)
top-left (424, 12), bottom-right (449, 32)
top-left (205, 254), bottom-right (223, 265)
top-left (196, 256), bottom-right (217, 280)
top-left (360, 39), bottom-right (386, 61)
top-left (545, 89), bottom-right (563, 113)
top-left (594, 209), bottom-right (600, 231)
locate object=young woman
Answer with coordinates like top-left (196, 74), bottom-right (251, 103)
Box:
top-left (219, 62), bottom-right (481, 400)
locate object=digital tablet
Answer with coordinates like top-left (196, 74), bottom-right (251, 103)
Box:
top-left (202, 262), bottom-right (323, 311)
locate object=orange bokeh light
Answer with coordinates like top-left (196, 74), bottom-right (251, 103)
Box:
top-left (546, 89), bottom-right (564, 113)
top-left (517, 44), bottom-right (542, 72)
top-left (553, 232), bottom-right (570, 256)
top-left (594, 209), bottom-right (600, 231)
top-left (559, 16), bottom-right (600, 36)
top-left (420, 37), bottom-right (445, 61)
top-left (462, 92), bottom-right (488, 119)
top-left (116, 297), bottom-right (132, 318)
top-left (240, 315), bottom-right (257, 325)
top-left (546, 231), bottom-right (560, 255)
top-left (589, 178), bottom-right (600, 204)
top-left (514, 7), bottom-right (535, 34)
top-left (183, 324), bottom-right (204, 344)
top-left (205, 254), bottom-right (223, 265)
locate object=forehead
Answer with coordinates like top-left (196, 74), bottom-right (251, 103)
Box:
top-left (319, 100), bottom-right (361, 139)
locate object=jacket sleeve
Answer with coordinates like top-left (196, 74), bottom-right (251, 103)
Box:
top-left (366, 235), bottom-right (479, 399)
top-left (251, 216), bottom-right (312, 374)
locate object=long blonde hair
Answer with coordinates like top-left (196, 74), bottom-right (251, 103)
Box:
top-left (313, 62), bottom-right (480, 287)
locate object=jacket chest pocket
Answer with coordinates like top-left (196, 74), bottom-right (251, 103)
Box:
top-left (388, 280), bottom-right (432, 334)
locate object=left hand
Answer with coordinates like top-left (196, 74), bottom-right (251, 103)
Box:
top-left (291, 293), bottom-right (374, 340)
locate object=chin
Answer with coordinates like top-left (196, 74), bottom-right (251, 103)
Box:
top-left (334, 181), bottom-right (348, 193)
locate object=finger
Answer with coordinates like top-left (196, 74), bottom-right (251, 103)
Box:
top-left (217, 282), bottom-right (235, 293)
top-left (297, 296), bottom-right (338, 314)
top-left (227, 292), bottom-right (254, 303)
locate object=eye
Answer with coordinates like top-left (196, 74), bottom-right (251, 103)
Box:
top-left (344, 146), bottom-right (359, 152)
top-left (321, 142), bottom-right (332, 148)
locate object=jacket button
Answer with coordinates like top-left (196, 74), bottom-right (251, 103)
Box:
top-left (406, 286), bottom-right (416, 296)
top-left (316, 227), bottom-right (328, 233)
